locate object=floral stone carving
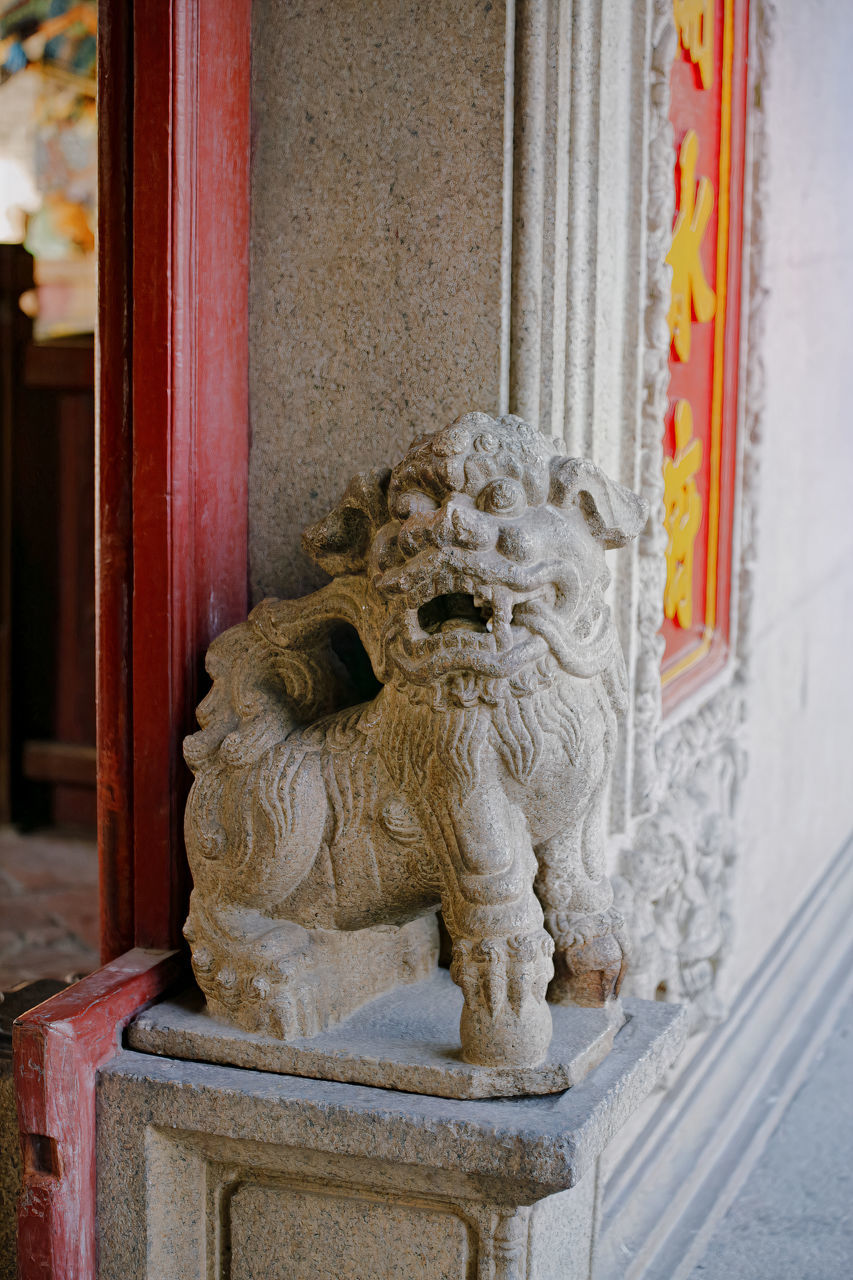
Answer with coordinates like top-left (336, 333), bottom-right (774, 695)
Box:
top-left (184, 413), bottom-right (647, 1070)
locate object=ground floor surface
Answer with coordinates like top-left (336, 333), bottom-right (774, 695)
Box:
top-left (688, 988), bottom-right (853, 1278)
top-left (0, 826), bottom-right (98, 989)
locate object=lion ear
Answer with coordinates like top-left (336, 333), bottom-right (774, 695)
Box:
top-left (549, 457), bottom-right (648, 549)
top-left (302, 468), bottom-right (392, 576)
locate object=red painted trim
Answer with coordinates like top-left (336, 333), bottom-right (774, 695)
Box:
top-left (96, 0), bottom-right (135, 962)
top-left (96, 0), bottom-right (251, 957)
top-left (14, 949), bottom-right (183, 1279)
top-left (130, 0), bottom-right (250, 950)
top-left (661, 0), bottom-right (751, 713)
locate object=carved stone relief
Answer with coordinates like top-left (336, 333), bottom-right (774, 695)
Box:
top-left (184, 413), bottom-right (646, 1075)
top-left (615, 0), bottom-right (771, 1035)
top-left (615, 688), bottom-right (744, 1032)
top-left (631, 1), bottom-right (677, 823)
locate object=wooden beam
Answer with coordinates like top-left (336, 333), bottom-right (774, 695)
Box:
top-left (22, 741), bottom-right (97, 788)
top-left (24, 341), bottom-right (94, 391)
top-left (14, 949), bottom-right (183, 1279)
top-left (129, 0), bottom-right (251, 951)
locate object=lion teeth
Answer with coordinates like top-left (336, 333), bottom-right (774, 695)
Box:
top-left (488, 588), bottom-right (512, 651)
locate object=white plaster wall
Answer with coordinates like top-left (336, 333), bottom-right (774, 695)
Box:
top-left (728, 0), bottom-right (853, 991)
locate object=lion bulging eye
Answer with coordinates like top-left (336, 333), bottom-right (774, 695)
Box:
top-left (393, 489), bottom-right (439, 520)
top-left (478, 477), bottom-right (527, 517)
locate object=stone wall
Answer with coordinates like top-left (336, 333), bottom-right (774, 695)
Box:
top-left (249, 0), bottom-right (506, 602)
top-left (247, 0), bottom-right (853, 1026)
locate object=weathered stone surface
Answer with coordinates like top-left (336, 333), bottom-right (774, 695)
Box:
top-left (128, 969), bottom-right (625, 1099)
top-left (98, 998), bottom-right (687, 1279)
top-left (229, 1183), bottom-right (473, 1280)
top-left (184, 413), bottom-right (647, 1077)
top-left (249, 0), bottom-right (507, 604)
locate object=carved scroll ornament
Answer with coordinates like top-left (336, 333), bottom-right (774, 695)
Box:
top-left (183, 413), bottom-right (647, 1069)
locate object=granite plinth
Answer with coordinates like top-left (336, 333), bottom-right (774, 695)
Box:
top-left (128, 969), bottom-right (626, 1099)
top-left (99, 998), bottom-right (687, 1279)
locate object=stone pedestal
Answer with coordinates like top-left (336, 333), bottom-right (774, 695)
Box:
top-left (97, 997), bottom-right (685, 1279)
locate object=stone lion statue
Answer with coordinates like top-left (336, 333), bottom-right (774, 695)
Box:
top-left (184, 412), bottom-right (647, 1069)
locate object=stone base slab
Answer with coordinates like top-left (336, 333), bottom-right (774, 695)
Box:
top-left (129, 968), bottom-right (626, 1099)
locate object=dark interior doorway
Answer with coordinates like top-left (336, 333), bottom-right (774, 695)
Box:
top-left (1, 242), bottom-right (96, 832)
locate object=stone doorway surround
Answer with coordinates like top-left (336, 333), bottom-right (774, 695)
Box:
top-left (246, 0), bottom-right (769, 1055)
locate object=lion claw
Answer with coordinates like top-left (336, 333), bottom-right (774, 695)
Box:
top-left (549, 932), bottom-right (626, 1007)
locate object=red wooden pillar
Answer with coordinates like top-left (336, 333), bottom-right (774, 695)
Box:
top-left (101, 0), bottom-right (251, 958)
top-left (14, 3), bottom-right (252, 1274)
top-left (95, 0), bottom-right (135, 962)
top-left (127, 0), bottom-right (251, 951)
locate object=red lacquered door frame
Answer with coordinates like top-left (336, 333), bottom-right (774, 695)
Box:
top-left (103, 0), bottom-right (251, 957)
top-left (128, 0), bottom-right (251, 952)
top-left (15, 3), bottom-right (252, 1275)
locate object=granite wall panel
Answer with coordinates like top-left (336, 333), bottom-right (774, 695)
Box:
top-left (249, 0), bottom-right (507, 600)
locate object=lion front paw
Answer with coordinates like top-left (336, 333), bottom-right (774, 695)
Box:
top-left (546, 908), bottom-right (627, 1006)
top-left (186, 907), bottom-right (320, 1038)
top-left (451, 930), bottom-right (554, 1067)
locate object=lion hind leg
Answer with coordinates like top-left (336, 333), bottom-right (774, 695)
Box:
top-left (535, 819), bottom-right (627, 1008)
top-left (185, 893), bottom-right (439, 1039)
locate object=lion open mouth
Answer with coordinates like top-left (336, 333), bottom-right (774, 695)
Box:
top-left (378, 560), bottom-right (614, 683)
top-left (417, 592), bottom-right (493, 635)
top-left (413, 581), bottom-right (557, 646)
top-left (390, 573), bottom-right (562, 680)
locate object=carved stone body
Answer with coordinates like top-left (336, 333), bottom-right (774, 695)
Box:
top-left (184, 413), bottom-right (647, 1068)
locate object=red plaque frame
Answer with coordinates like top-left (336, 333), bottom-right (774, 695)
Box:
top-left (661, 0), bottom-right (750, 713)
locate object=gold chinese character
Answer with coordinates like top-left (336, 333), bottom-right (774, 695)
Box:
top-left (674, 0), bottom-right (714, 90)
top-left (663, 400), bottom-right (703, 628)
top-left (667, 130), bottom-right (716, 363)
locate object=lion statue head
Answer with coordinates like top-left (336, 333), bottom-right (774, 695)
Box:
top-left (302, 411), bottom-right (647, 703)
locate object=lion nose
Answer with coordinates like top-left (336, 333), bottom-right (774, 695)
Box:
top-left (397, 502), bottom-right (491, 558)
top-left (433, 501), bottom-right (490, 551)
top-left (496, 524), bottom-right (537, 562)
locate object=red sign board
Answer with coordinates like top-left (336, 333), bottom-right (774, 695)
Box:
top-left (661, 0), bottom-right (750, 711)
